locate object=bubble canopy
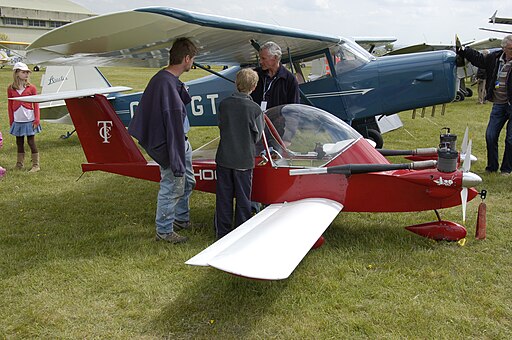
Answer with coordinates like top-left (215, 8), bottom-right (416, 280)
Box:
top-left (193, 104), bottom-right (362, 167)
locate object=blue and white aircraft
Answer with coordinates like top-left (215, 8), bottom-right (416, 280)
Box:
top-left (29, 6), bottom-right (459, 146)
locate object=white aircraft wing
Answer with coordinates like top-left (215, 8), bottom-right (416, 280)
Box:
top-left (353, 36), bottom-right (396, 52)
top-left (387, 38), bottom-right (501, 56)
top-left (9, 86), bottom-right (132, 103)
top-left (186, 198), bottom-right (343, 280)
top-left (27, 7), bottom-right (341, 68)
top-left (489, 11), bottom-right (512, 25)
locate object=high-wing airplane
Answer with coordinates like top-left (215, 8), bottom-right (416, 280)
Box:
top-left (480, 11), bottom-right (512, 34)
top-left (27, 6), bottom-right (458, 147)
top-left (0, 40), bottom-right (40, 70)
top-left (12, 89), bottom-right (483, 280)
top-left (0, 49), bottom-right (11, 68)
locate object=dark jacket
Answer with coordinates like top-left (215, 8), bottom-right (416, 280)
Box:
top-left (128, 70), bottom-right (189, 176)
top-left (476, 67), bottom-right (486, 80)
top-left (216, 92), bottom-right (264, 169)
top-left (458, 47), bottom-right (512, 103)
top-left (251, 64), bottom-right (300, 108)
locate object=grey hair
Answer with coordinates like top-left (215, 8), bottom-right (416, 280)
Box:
top-left (501, 35), bottom-right (512, 47)
top-left (260, 41), bottom-right (282, 60)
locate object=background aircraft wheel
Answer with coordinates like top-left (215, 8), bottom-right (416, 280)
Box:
top-left (33, 65), bottom-right (40, 72)
top-left (464, 88), bottom-right (473, 97)
top-left (367, 129), bottom-right (384, 148)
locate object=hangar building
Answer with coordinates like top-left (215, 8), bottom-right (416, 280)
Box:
top-left (0, 0), bottom-right (95, 43)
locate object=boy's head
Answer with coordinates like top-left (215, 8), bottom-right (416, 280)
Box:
top-left (236, 68), bottom-right (259, 94)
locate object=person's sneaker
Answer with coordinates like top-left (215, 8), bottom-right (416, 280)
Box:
top-left (155, 231), bottom-right (188, 243)
top-left (173, 220), bottom-right (191, 230)
top-left (500, 172), bottom-right (511, 176)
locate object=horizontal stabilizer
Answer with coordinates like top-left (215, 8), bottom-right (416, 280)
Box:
top-left (8, 86), bottom-right (132, 103)
top-left (186, 198), bottom-right (343, 280)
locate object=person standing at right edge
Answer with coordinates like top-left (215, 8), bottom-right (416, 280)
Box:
top-left (457, 35), bottom-right (512, 176)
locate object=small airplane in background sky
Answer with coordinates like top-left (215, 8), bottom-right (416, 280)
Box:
top-left (480, 11), bottom-right (512, 34)
top-left (27, 6), bottom-right (459, 148)
top-left (11, 91), bottom-right (483, 280)
top-left (351, 36), bottom-right (396, 54)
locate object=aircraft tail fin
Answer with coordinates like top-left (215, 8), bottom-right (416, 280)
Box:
top-left (64, 95), bottom-right (160, 181)
top-left (40, 66), bottom-right (121, 125)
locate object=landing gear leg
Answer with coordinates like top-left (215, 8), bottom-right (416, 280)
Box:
top-left (60, 129), bottom-right (76, 139)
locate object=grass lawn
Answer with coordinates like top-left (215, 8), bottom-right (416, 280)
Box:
top-left (0, 66), bottom-right (511, 338)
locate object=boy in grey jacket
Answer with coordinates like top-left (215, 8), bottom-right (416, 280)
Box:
top-left (215, 68), bottom-right (264, 239)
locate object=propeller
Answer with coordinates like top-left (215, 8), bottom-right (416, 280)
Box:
top-left (460, 126), bottom-right (477, 165)
top-left (460, 139), bottom-right (472, 222)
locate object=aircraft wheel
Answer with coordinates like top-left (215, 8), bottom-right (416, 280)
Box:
top-left (465, 88), bottom-right (473, 97)
top-left (455, 91), bottom-right (465, 102)
top-left (367, 129), bottom-right (384, 148)
top-left (33, 65), bottom-right (40, 72)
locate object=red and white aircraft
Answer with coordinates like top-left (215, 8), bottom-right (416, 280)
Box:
top-left (12, 92), bottom-right (482, 280)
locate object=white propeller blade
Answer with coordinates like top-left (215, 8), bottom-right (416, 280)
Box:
top-left (461, 188), bottom-right (468, 223)
top-left (459, 126), bottom-right (477, 165)
top-left (461, 126), bottom-right (469, 155)
top-left (460, 139), bottom-right (472, 223)
top-left (463, 140), bottom-right (472, 173)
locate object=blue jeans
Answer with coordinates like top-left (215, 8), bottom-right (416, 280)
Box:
top-left (155, 140), bottom-right (195, 234)
top-left (176, 140), bottom-right (196, 222)
top-left (485, 103), bottom-right (512, 173)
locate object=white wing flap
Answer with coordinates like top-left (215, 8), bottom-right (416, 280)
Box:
top-left (186, 198), bottom-right (343, 280)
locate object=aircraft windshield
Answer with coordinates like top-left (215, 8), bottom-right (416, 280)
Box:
top-left (264, 104), bottom-right (361, 167)
top-left (192, 104), bottom-right (362, 168)
top-left (333, 41), bottom-right (374, 74)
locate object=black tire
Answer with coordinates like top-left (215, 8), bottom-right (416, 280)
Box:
top-left (465, 87), bottom-right (473, 97)
top-left (33, 65), bottom-right (40, 72)
top-left (455, 91), bottom-right (465, 102)
top-left (367, 129), bottom-right (384, 148)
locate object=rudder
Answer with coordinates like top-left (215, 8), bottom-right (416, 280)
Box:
top-left (65, 95), bottom-right (146, 164)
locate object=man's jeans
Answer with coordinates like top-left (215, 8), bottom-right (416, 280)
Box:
top-left (155, 140), bottom-right (195, 234)
top-left (176, 140), bottom-right (196, 222)
top-left (155, 166), bottom-right (184, 234)
top-left (485, 103), bottom-right (512, 173)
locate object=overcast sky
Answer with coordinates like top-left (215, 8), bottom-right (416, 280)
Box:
top-left (70, 0), bottom-right (512, 46)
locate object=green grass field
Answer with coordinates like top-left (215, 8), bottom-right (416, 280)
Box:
top-left (0, 66), bottom-right (511, 338)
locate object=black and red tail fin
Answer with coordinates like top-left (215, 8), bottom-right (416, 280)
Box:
top-left (65, 95), bottom-right (160, 181)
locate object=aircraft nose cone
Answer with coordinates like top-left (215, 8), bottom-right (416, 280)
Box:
top-left (462, 172), bottom-right (482, 187)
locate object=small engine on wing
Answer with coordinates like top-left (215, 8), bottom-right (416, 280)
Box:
top-left (437, 128), bottom-right (458, 173)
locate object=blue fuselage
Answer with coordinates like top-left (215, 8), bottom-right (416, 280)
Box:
top-left (111, 50), bottom-right (457, 130)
